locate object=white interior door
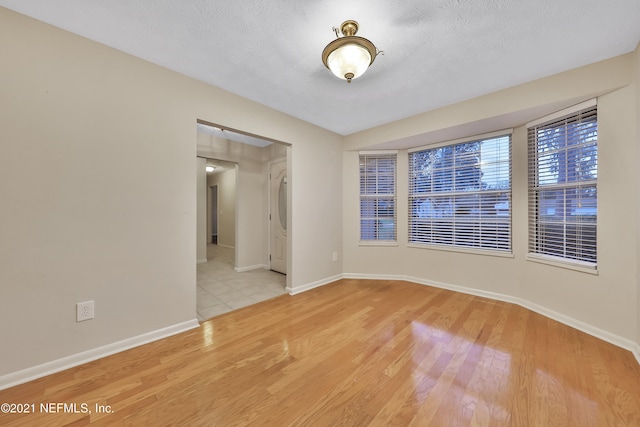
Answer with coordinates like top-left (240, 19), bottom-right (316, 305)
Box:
top-left (270, 161), bottom-right (287, 274)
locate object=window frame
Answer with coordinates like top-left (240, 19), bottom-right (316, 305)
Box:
top-left (526, 99), bottom-right (598, 272)
top-left (359, 151), bottom-right (398, 245)
top-left (407, 130), bottom-right (513, 255)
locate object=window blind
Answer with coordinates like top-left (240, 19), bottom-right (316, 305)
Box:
top-left (527, 104), bottom-right (597, 267)
top-left (359, 153), bottom-right (397, 242)
top-left (408, 135), bottom-right (512, 251)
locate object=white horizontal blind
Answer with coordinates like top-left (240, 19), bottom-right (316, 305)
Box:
top-left (408, 135), bottom-right (512, 251)
top-left (360, 153), bottom-right (397, 242)
top-left (527, 105), bottom-right (597, 266)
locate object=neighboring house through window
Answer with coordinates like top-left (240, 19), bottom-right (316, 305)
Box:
top-left (359, 152), bottom-right (397, 243)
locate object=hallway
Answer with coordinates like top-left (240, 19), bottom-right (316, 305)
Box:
top-left (196, 244), bottom-right (286, 321)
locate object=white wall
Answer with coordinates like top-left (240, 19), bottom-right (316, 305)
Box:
top-left (236, 157), bottom-right (269, 270)
top-left (196, 157), bottom-right (208, 263)
top-left (343, 51), bottom-right (639, 354)
top-left (207, 168), bottom-right (237, 249)
top-left (290, 132), bottom-right (343, 293)
top-left (0, 7), bottom-right (343, 385)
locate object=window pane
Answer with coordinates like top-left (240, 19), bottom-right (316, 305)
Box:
top-left (409, 135), bottom-right (511, 251)
top-left (528, 105), bottom-right (597, 266)
top-left (360, 219), bottom-right (377, 240)
top-left (360, 154), bottom-right (397, 242)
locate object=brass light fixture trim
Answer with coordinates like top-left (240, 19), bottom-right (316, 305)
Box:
top-left (322, 20), bottom-right (379, 83)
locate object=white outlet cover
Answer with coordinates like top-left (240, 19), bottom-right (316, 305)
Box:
top-left (76, 300), bottom-right (95, 322)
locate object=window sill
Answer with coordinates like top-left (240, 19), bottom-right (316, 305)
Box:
top-left (407, 243), bottom-right (513, 258)
top-left (359, 241), bottom-right (399, 247)
top-left (526, 254), bottom-right (598, 275)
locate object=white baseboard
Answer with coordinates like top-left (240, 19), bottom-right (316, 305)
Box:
top-left (197, 258), bottom-right (208, 265)
top-left (5, 273), bottom-right (636, 391)
top-left (235, 264), bottom-right (268, 273)
top-left (633, 344), bottom-right (640, 365)
top-left (344, 272), bottom-right (640, 363)
top-left (288, 274), bottom-right (343, 295)
top-left (0, 319), bottom-right (199, 391)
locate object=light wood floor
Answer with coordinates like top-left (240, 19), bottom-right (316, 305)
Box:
top-left (2, 279), bottom-right (640, 426)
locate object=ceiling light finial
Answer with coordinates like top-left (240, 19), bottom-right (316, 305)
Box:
top-left (322, 20), bottom-right (379, 83)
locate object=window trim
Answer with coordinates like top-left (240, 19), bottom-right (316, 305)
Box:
top-left (526, 99), bottom-right (597, 128)
top-left (526, 99), bottom-right (598, 272)
top-left (526, 253), bottom-right (599, 275)
top-left (359, 241), bottom-right (399, 247)
top-left (407, 243), bottom-right (514, 258)
top-left (408, 129), bottom-right (514, 153)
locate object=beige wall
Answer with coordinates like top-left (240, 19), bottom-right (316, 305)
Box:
top-left (196, 157), bottom-right (208, 263)
top-left (344, 54), bottom-right (632, 151)
top-left (343, 49), bottom-right (639, 352)
top-left (207, 168), bottom-right (237, 249)
top-left (0, 7), bottom-right (343, 382)
top-left (236, 155), bottom-right (268, 270)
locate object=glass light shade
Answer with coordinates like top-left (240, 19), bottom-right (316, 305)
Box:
top-left (327, 43), bottom-right (372, 81)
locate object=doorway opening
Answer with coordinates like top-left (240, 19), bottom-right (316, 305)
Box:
top-left (195, 120), bottom-right (291, 322)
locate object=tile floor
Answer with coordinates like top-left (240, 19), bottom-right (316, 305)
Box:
top-left (196, 244), bottom-right (287, 322)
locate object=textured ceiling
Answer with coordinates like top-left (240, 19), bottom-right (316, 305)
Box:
top-left (2, 0), bottom-right (639, 136)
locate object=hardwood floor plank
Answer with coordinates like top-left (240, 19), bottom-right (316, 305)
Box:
top-left (1, 279), bottom-right (639, 426)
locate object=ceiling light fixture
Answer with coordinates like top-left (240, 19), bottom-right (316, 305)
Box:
top-left (322, 20), bottom-right (380, 83)
top-left (205, 165), bottom-right (215, 173)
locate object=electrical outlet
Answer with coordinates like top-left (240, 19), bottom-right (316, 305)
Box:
top-left (332, 252), bottom-right (338, 262)
top-left (76, 301), bottom-right (94, 322)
